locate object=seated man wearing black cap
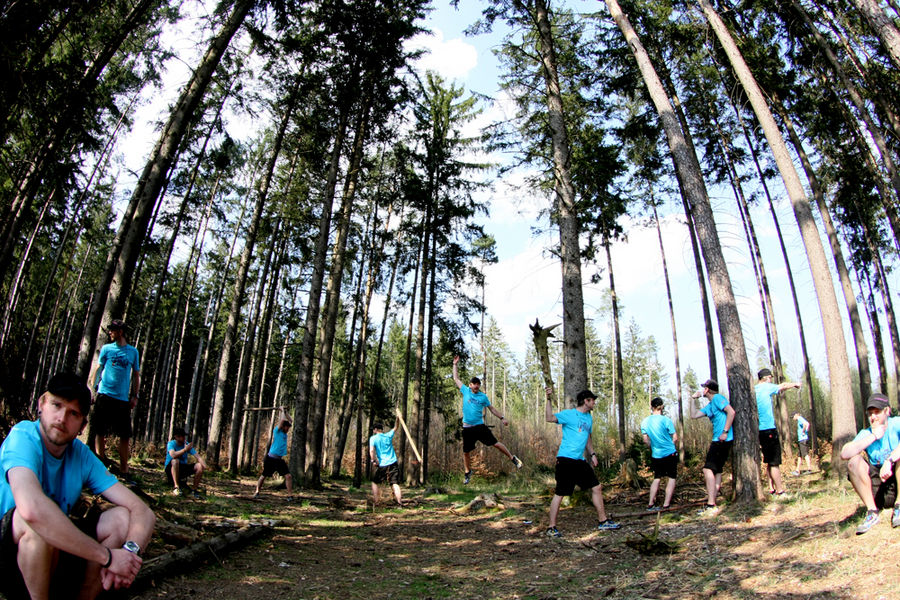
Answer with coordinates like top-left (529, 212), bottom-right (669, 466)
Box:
top-left (840, 393), bottom-right (900, 534)
top-left (690, 379), bottom-right (735, 514)
top-left (0, 372), bottom-right (156, 599)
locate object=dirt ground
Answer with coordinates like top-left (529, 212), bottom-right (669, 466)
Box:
top-left (123, 463), bottom-right (900, 600)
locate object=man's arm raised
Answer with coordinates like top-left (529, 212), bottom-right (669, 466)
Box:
top-left (544, 386), bottom-right (557, 424)
top-left (452, 355), bottom-right (463, 390)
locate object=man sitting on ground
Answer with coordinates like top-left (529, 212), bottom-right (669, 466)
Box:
top-left (0, 372), bottom-right (155, 599)
top-left (840, 393), bottom-right (900, 534)
top-left (165, 427), bottom-right (207, 498)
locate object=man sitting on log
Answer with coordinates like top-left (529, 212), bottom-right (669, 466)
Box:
top-left (0, 372), bottom-right (155, 599)
top-left (164, 427), bottom-right (207, 498)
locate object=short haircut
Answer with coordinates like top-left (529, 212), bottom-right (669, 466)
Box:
top-left (173, 427), bottom-right (186, 437)
top-left (651, 397), bottom-right (664, 410)
top-left (470, 376), bottom-right (481, 385)
top-left (576, 389), bottom-right (597, 406)
top-left (372, 422), bottom-right (384, 431)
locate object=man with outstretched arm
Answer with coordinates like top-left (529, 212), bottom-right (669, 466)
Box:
top-left (253, 407), bottom-right (293, 501)
top-left (452, 355), bottom-right (523, 485)
top-left (545, 386), bottom-right (619, 537)
top-left (641, 396), bottom-right (678, 510)
top-left (0, 372), bottom-right (155, 599)
top-left (689, 379), bottom-right (735, 514)
top-left (755, 368), bottom-right (801, 496)
top-left (840, 393), bottom-right (900, 534)
top-left (369, 420), bottom-right (403, 507)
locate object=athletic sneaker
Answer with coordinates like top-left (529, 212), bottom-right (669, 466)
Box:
top-left (647, 505), bottom-right (662, 512)
top-left (856, 510), bottom-right (880, 535)
top-left (191, 490), bottom-right (202, 499)
top-left (252, 491), bottom-right (259, 499)
top-left (464, 471), bottom-right (472, 485)
top-left (546, 526), bottom-right (562, 538)
top-left (892, 505), bottom-right (900, 528)
top-left (791, 470), bottom-right (800, 476)
top-left (597, 519), bottom-right (621, 530)
top-left (286, 495), bottom-right (294, 503)
top-left (697, 504), bottom-right (718, 515)
top-left (172, 487), bottom-right (183, 496)
top-left (512, 455), bottom-right (524, 469)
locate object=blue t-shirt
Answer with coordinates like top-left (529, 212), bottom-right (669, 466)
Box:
top-left (641, 414), bottom-right (677, 458)
top-left (269, 426), bottom-right (288, 457)
top-left (796, 416), bottom-right (810, 443)
top-left (165, 439), bottom-right (197, 467)
top-left (460, 385), bottom-right (491, 426)
top-left (97, 342), bottom-right (140, 401)
top-left (700, 393), bottom-right (733, 442)
top-left (0, 420), bottom-right (117, 516)
top-left (369, 429), bottom-right (397, 466)
top-left (853, 416), bottom-right (900, 466)
top-left (755, 382), bottom-right (780, 431)
top-left (555, 408), bottom-right (593, 460)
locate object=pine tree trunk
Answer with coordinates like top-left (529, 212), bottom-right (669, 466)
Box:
top-left (699, 0), bottom-right (855, 476)
top-left (849, 0), bottom-right (900, 71)
top-left (75, 0), bottom-right (253, 378)
top-left (605, 0), bottom-right (760, 500)
top-left (605, 238), bottom-right (626, 458)
top-left (533, 0), bottom-right (588, 398)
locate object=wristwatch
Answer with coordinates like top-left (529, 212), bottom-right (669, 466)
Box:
top-left (123, 541), bottom-right (141, 555)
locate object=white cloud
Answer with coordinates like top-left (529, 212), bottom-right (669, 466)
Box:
top-left (406, 28), bottom-right (478, 81)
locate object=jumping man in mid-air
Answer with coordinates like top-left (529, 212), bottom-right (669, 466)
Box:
top-left (453, 355), bottom-right (522, 485)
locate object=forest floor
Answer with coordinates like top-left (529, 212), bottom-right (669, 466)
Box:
top-left (121, 458), bottom-right (899, 600)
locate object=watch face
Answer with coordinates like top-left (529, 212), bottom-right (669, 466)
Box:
top-left (123, 541), bottom-right (140, 554)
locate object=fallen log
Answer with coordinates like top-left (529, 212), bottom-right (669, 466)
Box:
top-left (135, 524), bottom-right (272, 586)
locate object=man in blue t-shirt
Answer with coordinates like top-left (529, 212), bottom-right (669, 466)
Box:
top-left (89, 319), bottom-right (141, 479)
top-left (453, 356), bottom-right (523, 485)
top-left (0, 372), bottom-right (155, 599)
top-left (841, 393), bottom-right (900, 534)
top-left (690, 379), bottom-right (735, 513)
top-left (544, 386), bottom-right (620, 537)
top-left (165, 427), bottom-right (207, 498)
top-left (253, 408), bottom-right (293, 501)
top-left (641, 397), bottom-right (678, 510)
top-left (755, 368), bottom-right (802, 496)
top-left (369, 421), bottom-right (403, 507)
top-left (792, 412), bottom-right (812, 475)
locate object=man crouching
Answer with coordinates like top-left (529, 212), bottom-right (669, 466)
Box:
top-left (0, 372), bottom-right (155, 599)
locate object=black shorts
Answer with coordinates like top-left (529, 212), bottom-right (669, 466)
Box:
top-left (863, 462), bottom-right (899, 509)
top-left (1, 503), bottom-right (101, 599)
top-left (759, 428), bottom-right (782, 466)
top-left (462, 424), bottom-right (497, 453)
top-left (262, 455), bottom-right (290, 477)
top-left (554, 456), bottom-right (599, 496)
top-left (373, 463), bottom-right (400, 485)
top-left (165, 461), bottom-right (195, 486)
top-left (650, 453), bottom-right (678, 479)
top-left (798, 441), bottom-right (809, 459)
top-left (92, 393), bottom-right (133, 439)
top-left (704, 440), bottom-right (733, 474)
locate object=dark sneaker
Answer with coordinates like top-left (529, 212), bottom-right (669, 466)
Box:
top-left (251, 491), bottom-right (259, 499)
top-left (546, 526), bottom-right (562, 538)
top-left (597, 519), bottom-right (620, 530)
top-left (191, 490), bottom-right (202, 499)
top-left (647, 505), bottom-right (661, 512)
top-left (892, 505), bottom-right (900, 528)
top-left (856, 510), bottom-right (880, 535)
top-left (286, 495), bottom-right (294, 502)
top-left (512, 455), bottom-right (524, 469)
top-left (463, 471), bottom-right (471, 485)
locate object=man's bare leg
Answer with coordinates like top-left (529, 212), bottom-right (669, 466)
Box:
top-left (847, 455), bottom-right (877, 511)
top-left (13, 511), bottom-right (54, 600)
top-left (77, 507), bottom-right (129, 600)
top-left (118, 438), bottom-right (130, 475)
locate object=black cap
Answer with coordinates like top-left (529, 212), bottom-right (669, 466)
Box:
top-left (867, 393), bottom-right (891, 411)
top-left (47, 372), bottom-right (92, 416)
top-left (701, 379), bottom-right (719, 392)
top-left (758, 368), bottom-right (773, 379)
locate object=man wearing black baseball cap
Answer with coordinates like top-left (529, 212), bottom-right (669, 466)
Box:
top-left (840, 393), bottom-right (900, 534)
top-left (689, 378), bottom-right (735, 514)
top-left (0, 372), bottom-right (155, 598)
top-left (755, 368), bottom-right (802, 497)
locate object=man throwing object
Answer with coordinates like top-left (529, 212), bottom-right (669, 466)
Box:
top-left (369, 421), bottom-right (403, 507)
top-left (0, 372), bottom-right (155, 599)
